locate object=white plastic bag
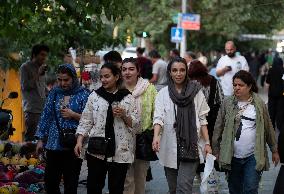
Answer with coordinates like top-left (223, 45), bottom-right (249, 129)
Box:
top-left (200, 154), bottom-right (218, 194)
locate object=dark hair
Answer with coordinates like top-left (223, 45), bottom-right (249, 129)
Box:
top-left (148, 50), bottom-right (161, 58)
top-left (188, 60), bottom-right (212, 87)
top-left (122, 57), bottom-right (140, 72)
top-left (103, 51), bottom-right (122, 63)
top-left (233, 70), bottom-right (258, 93)
top-left (167, 57), bottom-right (188, 83)
top-left (101, 63), bottom-right (122, 86)
top-left (46, 74), bottom-right (57, 86)
top-left (170, 48), bottom-right (180, 57)
top-left (185, 51), bottom-right (196, 59)
top-left (31, 44), bottom-right (49, 59)
top-left (136, 47), bottom-right (145, 55)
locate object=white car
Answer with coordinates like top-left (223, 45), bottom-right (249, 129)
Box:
top-left (121, 47), bottom-right (137, 59)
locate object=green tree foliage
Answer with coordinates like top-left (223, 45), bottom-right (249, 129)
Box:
top-left (0, 0), bottom-right (133, 68)
top-left (121, 0), bottom-right (284, 53)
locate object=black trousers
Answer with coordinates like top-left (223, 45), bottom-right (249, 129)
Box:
top-left (24, 112), bottom-right (41, 141)
top-left (86, 154), bottom-right (129, 194)
top-left (268, 96), bottom-right (284, 130)
top-left (45, 150), bottom-right (82, 194)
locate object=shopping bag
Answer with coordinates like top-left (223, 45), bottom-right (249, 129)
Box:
top-left (200, 154), bottom-right (218, 194)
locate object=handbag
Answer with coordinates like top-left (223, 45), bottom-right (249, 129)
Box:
top-left (136, 130), bottom-right (158, 161)
top-left (87, 136), bottom-right (110, 157)
top-left (53, 93), bottom-right (76, 149)
top-left (177, 136), bottom-right (199, 162)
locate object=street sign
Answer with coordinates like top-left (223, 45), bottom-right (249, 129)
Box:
top-left (181, 13), bottom-right (200, 30)
top-left (171, 27), bottom-right (183, 43)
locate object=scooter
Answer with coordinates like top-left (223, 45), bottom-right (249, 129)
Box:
top-left (0, 91), bottom-right (18, 140)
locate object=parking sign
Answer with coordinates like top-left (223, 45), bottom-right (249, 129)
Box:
top-left (171, 27), bottom-right (183, 43)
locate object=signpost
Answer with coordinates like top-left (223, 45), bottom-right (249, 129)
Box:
top-left (171, 27), bottom-right (183, 43)
top-left (181, 13), bottom-right (201, 31)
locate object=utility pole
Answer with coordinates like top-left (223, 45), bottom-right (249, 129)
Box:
top-left (180, 0), bottom-right (187, 57)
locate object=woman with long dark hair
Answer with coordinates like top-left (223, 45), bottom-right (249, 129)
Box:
top-left (152, 57), bottom-right (212, 194)
top-left (74, 63), bottom-right (139, 194)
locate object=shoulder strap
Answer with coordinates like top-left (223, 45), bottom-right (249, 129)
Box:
top-left (208, 76), bottom-right (217, 106)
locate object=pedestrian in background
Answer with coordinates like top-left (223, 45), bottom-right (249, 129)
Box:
top-left (212, 70), bottom-right (279, 194)
top-left (183, 51), bottom-right (196, 68)
top-left (20, 44), bottom-right (49, 141)
top-left (74, 63), bottom-right (139, 194)
top-left (152, 57), bottom-right (212, 194)
top-left (149, 50), bottom-right (168, 91)
top-left (36, 64), bottom-right (90, 194)
top-left (121, 58), bottom-right (157, 194)
top-left (136, 47), bottom-right (153, 80)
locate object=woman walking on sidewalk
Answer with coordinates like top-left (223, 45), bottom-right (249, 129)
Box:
top-left (74, 63), bottom-right (139, 194)
top-left (121, 58), bottom-right (157, 194)
top-left (152, 57), bottom-right (212, 194)
top-left (212, 70), bottom-right (280, 194)
top-left (35, 64), bottom-right (90, 194)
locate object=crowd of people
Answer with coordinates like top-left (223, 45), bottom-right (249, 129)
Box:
top-left (18, 41), bottom-right (283, 194)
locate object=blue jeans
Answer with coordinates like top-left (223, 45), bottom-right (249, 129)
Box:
top-left (228, 155), bottom-right (262, 194)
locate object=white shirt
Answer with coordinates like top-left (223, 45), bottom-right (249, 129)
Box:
top-left (234, 103), bottom-right (256, 158)
top-left (76, 91), bottom-right (140, 163)
top-left (152, 59), bottom-right (168, 91)
top-left (216, 55), bottom-right (249, 96)
top-left (153, 87), bottom-right (210, 169)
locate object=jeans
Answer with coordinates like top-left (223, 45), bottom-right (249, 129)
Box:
top-left (86, 154), bottom-right (129, 194)
top-left (164, 161), bottom-right (199, 194)
top-left (228, 155), bottom-right (262, 194)
top-left (45, 150), bottom-right (82, 194)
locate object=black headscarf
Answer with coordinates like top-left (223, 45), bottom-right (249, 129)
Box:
top-left (95, 86), bottom-right (130, 157)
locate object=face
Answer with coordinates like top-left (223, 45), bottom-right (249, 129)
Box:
top-left (225, 43), bottom-right (236, 58)
top-left (57, 73), bottom-right (73, 90)
top-left (34, 50), bottom-right (48, 65)
top-left (122, 62), bottom-right (139, 85)
top-left (170, 62), bottom-right (187, 85)
top-left (233, 78), bottom-right (252, 98)
top-left (100, 67), bottom-right (119, 91)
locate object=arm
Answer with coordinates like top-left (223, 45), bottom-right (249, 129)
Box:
top-left (20, 65), bottom-right (37, 91)
top-left (149, 74), bottom-right (158, 83)
top-left (216, 66), bottom-right (231, 77)
top-left (201, 125), bottom-right (212, 154)
top-left (152, 124), bottom-right (162, 152)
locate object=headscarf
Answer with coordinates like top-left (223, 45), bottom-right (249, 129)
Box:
top-left (54, 64), bottom-right (82, 96)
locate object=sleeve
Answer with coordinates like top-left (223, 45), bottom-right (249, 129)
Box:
top-left (242, 57), bottom-right (249, 71)
top-left (216, 80), bottom-right (224, 105)
top-left (76, 93), bottom-right (95, 136)
top-left (152, 62), bottom-right (159, 74)
top-left (125, 94), bottom-right (140, 133)
top-left (35, 91), bottom-right (54, 139)
top-left (216, 58), bottom-right (224, 71)
top-left (197, 91), bottom-right (210, 126)
top-left (212, 100), bottom-right (226, 155)
top-left (153, 90), bottom-right (165, 127)
top-left (263, 101), bottom-right (278, 153)
top-left (78, 90), bottom-right (91, 113)
top-left (20, 65), bottom-right (37, 91)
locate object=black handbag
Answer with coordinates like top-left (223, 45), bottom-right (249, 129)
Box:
top-left (177, 137), bottom-right (199, 162)
top-left (53, 93), bottom-right (76, 149)
top-left (87, 136), bottom-right (110, 157)
top-left (136, 130), bottom-right (158, 161)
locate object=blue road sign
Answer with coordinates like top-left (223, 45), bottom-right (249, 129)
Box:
top-left (171, 27), bottom-right (183, 43)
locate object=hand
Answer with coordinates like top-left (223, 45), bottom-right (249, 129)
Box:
top-left (112, 107), bottom-right (126, 118)
top-left (224, 66), bottom-right (232, 73)
top-left (38, 64), bottom-right (48, 75)
top-left (36, 140), bottom-right (44, 155)
top-left (60, 108), bottom-right (74, 119)
top-left (272, 151), bottom-right (280, 167)
top-left (204, 144), bottom-right (212, 155)
top-left (152, 135), bottom-right (161, 152)
top-left (74, 142), bottom-right (82, 157)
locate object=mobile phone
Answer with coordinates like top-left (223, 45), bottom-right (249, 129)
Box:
top-left (226, 66), bottom-right (232, 71)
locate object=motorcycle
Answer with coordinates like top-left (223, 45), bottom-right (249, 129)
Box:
top-left (0, 91), bottom-right (18, 140)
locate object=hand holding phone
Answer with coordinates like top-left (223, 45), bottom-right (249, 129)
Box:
top-left (226, 66), bottom-right (232, 71)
